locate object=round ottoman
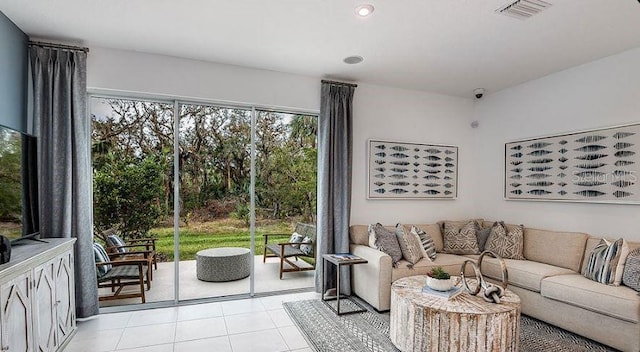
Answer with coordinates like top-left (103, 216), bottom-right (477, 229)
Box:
top-left (196, 247), bottom-right (251, 282)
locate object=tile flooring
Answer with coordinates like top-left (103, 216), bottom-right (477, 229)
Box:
top-left (66, 291), bottom-right (320, 352)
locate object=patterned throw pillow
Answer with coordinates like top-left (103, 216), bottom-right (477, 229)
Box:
top-left (411, 225), bottom-right (437, 261)
top-left (368, 223), bottom-right (403, 266)
top-left (93, 243), bottom-right (112, 278)
top-left (395, 224), bottom-right (423, 265)
top-left (476, 227), bottom-right (492, 252)
top-left (442, 221), bottom-right (480, 255)
top-left (613, 240), bottom-right (630, 286)
top-left (299, 236), bottom-right (313, 255)
top-left (106, 234), bottom-right (128, 253)
top-left (289, 232), bottom-right (305, 249)
top-left (484, 222), bottom-right (525, 260)
top-left (583, 238), bottom-right (625, 285)
top-left (622, 248), bottom-right (640, 292)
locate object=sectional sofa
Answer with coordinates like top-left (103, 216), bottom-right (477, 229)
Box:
top-left (348, 221), bottom-right (640, 352)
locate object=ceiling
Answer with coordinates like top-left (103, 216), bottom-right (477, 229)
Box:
top-left (1, 0), bottom-right (640, 98)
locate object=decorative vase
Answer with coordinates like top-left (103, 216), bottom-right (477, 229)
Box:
top-left (426, 276), bottom-right (454, 291)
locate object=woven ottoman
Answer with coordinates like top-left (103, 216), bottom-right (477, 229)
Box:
top-left (196, 247), bottom-right (251, 282)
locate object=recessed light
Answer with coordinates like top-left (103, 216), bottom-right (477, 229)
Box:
top-left (355, 4), bottom-right (374, 17)
top-left (343, 56), bottom-right (364, 64)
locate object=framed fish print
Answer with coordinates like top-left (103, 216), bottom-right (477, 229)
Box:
top-left (505, 122), bottom-right (640, 204)
top-left (368, 140), bottom-right (458, 199)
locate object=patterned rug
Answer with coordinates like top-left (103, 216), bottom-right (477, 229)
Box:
top-left (283, 298), bottom-right (618, 352)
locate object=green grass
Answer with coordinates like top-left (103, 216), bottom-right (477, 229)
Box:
top-left (151, 218), bottom-right (294, 261)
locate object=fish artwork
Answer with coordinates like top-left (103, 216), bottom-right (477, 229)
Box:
top-left (558, 157), bottom-right (568, 163)
top-left (445, 150), bottom-right (455, 155)
top-left (444, 190), bottom-right (453, 195)
top-left (559, 140), bottom-right (568, 145)
top-left (575, 135), bottom-right (606, 143)
top-left (375, 160), bottom-right (386, 165)
top-left (613, 170), bottom-right (634, 177)
top-left (444, 169), bottom-right (454, 174)
top-left (390, 189), bottom-right (409, 194)
top-left (576, 163), bottom-right (606, 169)
top-left (389, 181), bottom-right (410, 186)
top-left (445, 157), bottom-right (454, 162)
top-left (528, 189), bottom-right (552, 195)
top-left (613, 132), bottom-right (635, 139)
top-left (413, 190), bottom-right (419, 194)
top-left (414, 155), bottom-right (420, 159)
top-left (575, 154), bottom-right (608, 160)
top-left (557, 173), bottom-right (566, 178)
top-left (374, 181), bottom-right (385, 186)
top-left (413, 169), bottom-right (420, 173)
top-left (390, 161), bottom-right (410, 166)
top-left (375, 145), bottom-right (386, 150)
top-left (511, 168), bottom-right (523, 173)
top-left (413, 162), bottom-right (421, 167)
top-left (527, 150), bottom-right (552, 156)
top-left (559, 148), bottom-right (568, 154)
top-left (613, 142), bottom-right (634, 150)
top-left (558, 182), bottom-right (568, 187)
top-left (615, 151), bottom-right (636, 158)
top-left (425, 155), bottom-right (442, 161)
top-left (390, 168), bottom-right (408, 173)
top-left (559, 165), bottom-right (569, 170)
top-left (526, 181), bottom-right (554, 187)
top-left (615, 160), bottom-right (635, 167)
top-left (424, 183), bottom-right (440, 188)
top-left (529, 158), bottom-right (554, 164)
top-left (558, 190), bottom-right (567, 196)
top-left (511, 145), bottom-right (522, 150)
top-left (574, 181), bottom-right (606, 187)
top-left (445, 163), bottom-right (455, 168)
top-left (510, 182), bottom-right (521, 188)
top-left (444, 176), bottom-right (453, 180)
top-left (511, 190), bottom-right (523, 195)
top-left (374, 173), bottom-right (385, 179)
top-left (389, 174), bottom-right (408, 179)
top-left (528, 166), bottom-right (552, 172)
top-left (511, 152), bottom-right (523, 158)
top-left (574, 145), bottom-right (606, 152)
top-left (574, 190), bottom-right (606, 197)
top-left (374, 189), bottom-right (386, 194)
top-left (613, 191), bottom-right (632, 198)
top-left (425, 169), bottom-right (441, 174)
top-left (391, 146), bottom-right (409, 151)
top-left (425, 163), bottom-right (442, 168)
top-left (444, 183), bottom-right (454, 189)
top-left (528, 142), bottom-right (553, 149)
top-left (423, 175), bottom-right (441, 180)
top-left (414, 148), bottom-right (420, 152)
top-left (575, 171), bottom-right (606, 178)
top-left (425, 148), bottom-right (441, 154)
top-left (526, 173), bottom-right (551, 179)
top-left (612, 180), bottom-right (635, 188)
top-left (374, 167), bottom-right (386, 173)
top-left (390, 153), bottom-right (409, 159)
top-left (423, 190), bottom-right (441, 195)
top-left (511, 161), bottom-right (523, 166)
top-left (510, 174), bottom-right (523, 180)
top-left (375, 152), bottom-right (386, 158)
top-left (413, 183), bottom-right (419, 187)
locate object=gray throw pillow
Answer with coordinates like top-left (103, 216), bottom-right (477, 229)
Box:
top-left (289, 232), bottom-right (304, 249)
top-left (476, 227), bottom-right (492, 251)
top-left (395, 224), bottom-right (423, 265)
top-left (622, 248), bottom-right (640, 292)
top-left (442, 220), bottom-right (480, 255)
top-left (299, 236), bottom-right (313, 255)
top-left (368, 223), bottom-right (403, 266)
top-left (485, 222), bottom-right (525, 260)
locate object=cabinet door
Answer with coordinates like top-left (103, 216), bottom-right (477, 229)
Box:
top-left (33, 260), bottom-right (57, 352)
top-left (0, 272), bottom-right (33, 352)
top-left (55, 252), bottom-right (75, 345)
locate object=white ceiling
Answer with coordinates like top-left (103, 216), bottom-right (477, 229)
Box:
top-left (1, 0), bottom-right (640, 98)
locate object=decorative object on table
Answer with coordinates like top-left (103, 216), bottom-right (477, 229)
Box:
top-left (460, 250), bottom-right (509, 303)
top-left (368, 139), bottom-right (458, 199)
top-left (504, 122), bottom-right (640, 203)
top-left (421, 283), bottom-right (463, 300)
top-left (425, 266), bottom-right (454, 291)
top-left (283, 298), bottom-right (617, 352)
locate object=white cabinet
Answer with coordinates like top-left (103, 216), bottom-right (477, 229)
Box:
top-left (0, 239), bottom-right (76, 352)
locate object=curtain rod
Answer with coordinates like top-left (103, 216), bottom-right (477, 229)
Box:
top-left (28, 41), bottom-right (89, 53)
top-left (321, 80), bottom-right (358, 88)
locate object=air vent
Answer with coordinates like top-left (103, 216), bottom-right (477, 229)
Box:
top-left (496, 0), bottom-right (552, 20)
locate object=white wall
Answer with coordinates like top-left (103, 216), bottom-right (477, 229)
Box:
top-left (87, 47), bottom-right (476, 227)
top-left (472, 47), bottom-right (640, 241)
top-left (351, 84), bottom-right (475, 225)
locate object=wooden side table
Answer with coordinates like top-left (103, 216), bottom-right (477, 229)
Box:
top-left (390, 275), bottom-right (521, 352)
top-left (321, 254), bottom-right (368, 315)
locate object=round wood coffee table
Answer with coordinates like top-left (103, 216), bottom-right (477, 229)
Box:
top-left (390, 275), bottom-right (521, 352)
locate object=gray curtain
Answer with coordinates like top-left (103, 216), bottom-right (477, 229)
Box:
top-left (30, 46), bottom-right (99, 318)
top-left (315, 80), bottom-right (356, 295)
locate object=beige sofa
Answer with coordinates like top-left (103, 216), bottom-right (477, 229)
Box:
top-left (349, 221), bottom-right (640, 352)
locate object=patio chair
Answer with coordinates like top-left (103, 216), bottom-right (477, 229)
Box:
top-left (95, 228), bottom-right (158, 280)
top-left (94, 242), bottom-right (150, 303)
top-left (263, 223), bottom-right (316, 279)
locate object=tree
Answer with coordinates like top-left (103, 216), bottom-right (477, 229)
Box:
top-left (0, 130), bottom-right (21, 221)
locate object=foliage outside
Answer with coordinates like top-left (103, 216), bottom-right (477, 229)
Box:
top-left (0, 128), bottom-right (22, 239)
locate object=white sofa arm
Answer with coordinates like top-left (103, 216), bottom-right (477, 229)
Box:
top-left (350, 244), bottom-right (393, 311)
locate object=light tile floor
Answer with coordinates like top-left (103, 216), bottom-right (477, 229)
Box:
top-left (67, 291), bottom-right (320, 352)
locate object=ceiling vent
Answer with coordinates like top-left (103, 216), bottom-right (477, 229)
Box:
top-left (496, 0), bottom-right (552, 20)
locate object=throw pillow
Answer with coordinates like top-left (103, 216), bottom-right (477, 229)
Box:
top-left (368, 223), bottom-right (403, 266)
top-left (299, 236), bottom-right (313, 255)
top-left (93, 243), bottom-right (112, 278)
top-left (442, 220), bottom-right (480, 255)
top-left (623, 248), bottom-right (640, 292)
top-left (583, 238), bottom-right (625, 285)
top-left (484, 222), bottom-right (525, 260)
top-left (613, 239), bottom-right (630, 286)
top-left (476, 227), bottom-right (492, 252)
top-left (411, 225), bottom-right (437, 261)
top-left (106, 234), bottom-right (128, 253)
top-left (289, 232), bottom-right (304, 249)
top-left (395, 224), bottom-right (423, 265)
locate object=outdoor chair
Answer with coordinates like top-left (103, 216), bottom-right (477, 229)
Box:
top-left (95, 228), bottom-right (158, 280)
top-left (94, 242), bottom-right (150, 303)
top-left (263, 223), bottom-right (316, 279)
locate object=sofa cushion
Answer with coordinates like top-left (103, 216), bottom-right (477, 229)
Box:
top-left (411, 225), bottom-right (437, 261)
top-left (368, 223), bottom-right (403, 266)
top-left (484, 222), bottom-right (525, 260)
top-left (413, 224), bottom-right (444, 252)
top-left (541, 274), bottom-right (640, 323)
top-left (583, 238), bottom-right (626, 285)
top-left (442, 220), bottom-right (480, 255)
top-left (623, 248), bottom-right (640, 292)
top-left (395, 224), bottom-right (423, 265)
top-left (475, 256), bottom-right (575, 292)
top-left (581, 237), bottom-right (640, 273)
top-left (350, 225), bottom-right (371, 246)
top-left (391, 254), bottom-right (467, 282)
top-left (524, 228), bottom-right (588, 272)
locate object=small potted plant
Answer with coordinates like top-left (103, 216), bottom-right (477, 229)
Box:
top-left (426, 267), bottom-right (454, 291)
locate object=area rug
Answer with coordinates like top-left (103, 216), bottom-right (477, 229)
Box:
top-left (283, 298), bottom-right (618, 352)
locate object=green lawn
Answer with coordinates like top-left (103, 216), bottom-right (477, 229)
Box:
top-left (151, 218), bottom-right (294, 261)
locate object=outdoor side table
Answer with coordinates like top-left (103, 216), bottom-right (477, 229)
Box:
top-left (196, 247), bottom-right (250, 282)
top-left (321, 253), bottom-right (368, 315)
